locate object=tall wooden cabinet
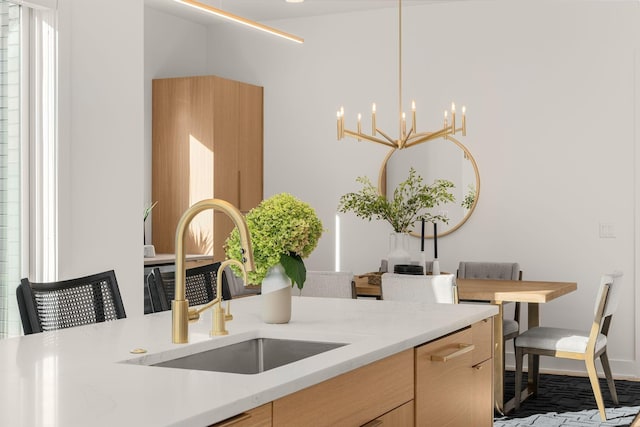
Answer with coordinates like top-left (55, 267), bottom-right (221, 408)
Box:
top-left (152, 75), bottom-right (263, 260)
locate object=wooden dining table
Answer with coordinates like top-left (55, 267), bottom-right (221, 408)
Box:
top-left (355, 275), bottom-right (578, 414)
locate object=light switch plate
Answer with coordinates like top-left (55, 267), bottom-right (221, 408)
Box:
top-left (599, 223), bottom-right (616, 238)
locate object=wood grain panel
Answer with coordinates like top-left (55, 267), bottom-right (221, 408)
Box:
top-left (373, 400), bottom-right (414, 426)
top-left (272, 350), bottom-right (414, 427)
top-left (210, 403), bottom-right (272, 427)
top-left (415, 327), bottom-right (474, 427)
top-left (472, 317), bottom-right (493, 366)
top-left (152, 77), bottom-right (191, 254)
top-left (152, 75), bottom-right (263, 260)
top-left (237, 82), bottom-right (263, 212)
top-left (213, 77), bottom-right (240, 204)
top-left (472, 358), bottom-right (493, 427)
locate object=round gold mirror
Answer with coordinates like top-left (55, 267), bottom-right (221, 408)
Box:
top-left (378, 136), bottom-right (480, 239)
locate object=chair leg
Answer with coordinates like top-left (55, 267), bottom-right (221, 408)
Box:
top-left (514, 347), bottom-right (524, 410)
top-left (585, 355), bottom-right (607, 421)
top-left (531, 354), bottom-right (540, 396)
top-left (600, 351), bottom-right (618, 405)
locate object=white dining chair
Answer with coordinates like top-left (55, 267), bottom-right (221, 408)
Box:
top-left (381, 273), bottom-right (458, 304)
top-left (293, 271), bottom-right (355, 299)
top-left (514, 272), bottom-right (622, 421)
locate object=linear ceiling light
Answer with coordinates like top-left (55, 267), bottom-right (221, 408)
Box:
top-left (174, 0), bottom-right (304, 44)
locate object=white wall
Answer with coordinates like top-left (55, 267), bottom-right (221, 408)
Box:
top-left (57, 0), bottom-right (144, 316)
top-left (145, 0), bottom-right (640, 377)
top-left (143, 7), bottom-right (209, 244)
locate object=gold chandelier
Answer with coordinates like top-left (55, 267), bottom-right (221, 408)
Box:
top-left (336, 0), bottom-right (466, 149)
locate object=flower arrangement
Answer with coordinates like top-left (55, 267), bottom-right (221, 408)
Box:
top-left (338, 167), bottom-right (455, 233)
top-left (225, 193), bottom-right (323, 289)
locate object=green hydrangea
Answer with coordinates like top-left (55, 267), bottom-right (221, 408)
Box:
top-left (225, 193), bottom-right (323, 287)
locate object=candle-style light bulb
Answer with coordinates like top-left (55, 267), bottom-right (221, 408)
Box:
top-left (371, 103), bottom-right (377, 135)
top-left (336, 110), bottom-right (341, 140)
top-left (443, 110), bottom-right (448, 128)
top-left (357, 113), bottom-right (362, 141)
top-left (462, 105), bottom-right (467, 136)
top-left (340, 106), bottom-right (345, 139)
top-left (411, 100), bottom-right (416, 131)
top-left (451, 102), bottom-right (456, 134)
top-left (401, 112), bottom-right (406, 136)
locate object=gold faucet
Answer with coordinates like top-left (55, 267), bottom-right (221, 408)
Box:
top-left (186, 258), bottom-right (247, 336)
top-left (172, 199), bottom-right (255, 344)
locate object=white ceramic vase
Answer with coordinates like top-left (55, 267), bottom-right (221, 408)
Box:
top-left (261, 264), bottom-right (292, 324)
top-left (387, 232), bottom-right (411, 274)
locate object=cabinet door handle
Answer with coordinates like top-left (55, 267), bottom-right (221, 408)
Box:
top-left (430, 343), bottom-right (475, 362)
top-left (214, 412), bottom-right (252, 426)
top-left (361, 420), bottom-right (383, 427)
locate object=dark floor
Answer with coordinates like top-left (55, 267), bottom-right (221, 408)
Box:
top-left (494, 371), bottom-right (640, 426)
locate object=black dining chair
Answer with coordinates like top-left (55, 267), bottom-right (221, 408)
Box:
top-left (17, 270), bottom-right (126, 335)
top-left (146, 262), bottom-right (232, 313)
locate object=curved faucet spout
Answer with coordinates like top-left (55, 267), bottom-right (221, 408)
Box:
top-left (172, 199), bottom-right (255, 344)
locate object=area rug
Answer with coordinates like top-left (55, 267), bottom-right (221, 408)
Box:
top-left (494, 371), bottom-right (640, 426)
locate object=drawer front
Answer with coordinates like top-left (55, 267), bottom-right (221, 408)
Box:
top-left (273, 349), bottom-right (414, 427)
top-left (472, 317), bottom-right (494, 365)
top-left (363, 400), bottom-right (414, 427)
top-left (472, 358), bottom-right (493, 427)
top-left (415, 327), bottom-right (474, 427)
top-left (210, 403), bottom-right (272, 427)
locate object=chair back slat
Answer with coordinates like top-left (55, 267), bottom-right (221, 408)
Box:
top-left (597, 272), bottom-right (623, 319)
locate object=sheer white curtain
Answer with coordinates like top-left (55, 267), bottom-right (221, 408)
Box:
top-left (0, 0), bottom-right (57, 338)
top-left (28, 2), bottom-right (57, 283)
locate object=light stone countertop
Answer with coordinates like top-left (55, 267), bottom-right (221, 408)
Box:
top-left (0, 295), bottom-right (498, 427)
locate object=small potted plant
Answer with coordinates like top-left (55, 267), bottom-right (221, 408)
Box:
top-left (143, 201), bottom-right (158, 258)
top-left (225, 193), bottom-right (323, 323)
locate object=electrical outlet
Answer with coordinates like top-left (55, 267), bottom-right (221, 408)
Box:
top-left (599, 222), bottom-right (616, 238)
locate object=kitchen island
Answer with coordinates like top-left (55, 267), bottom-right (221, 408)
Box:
top-left (0, 295), bottom-right (497, 426)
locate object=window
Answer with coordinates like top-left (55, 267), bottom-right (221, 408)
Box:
top-left (0, 0), bottom-right (22, 338)
top-left (0, 0), bottom-right (56, 338)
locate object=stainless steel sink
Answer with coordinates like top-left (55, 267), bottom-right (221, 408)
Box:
top-left (150, 338), bottom-right (346, 374)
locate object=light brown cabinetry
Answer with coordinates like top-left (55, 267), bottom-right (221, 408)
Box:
top-left (273, 349), bottom-right (414, 427)
top-left (152, 75), bottom-right (263, 260)
top-left (415, 318), bottom-right (494, 427)
top-left (364, 400), bottom-right (415, 426)
top-left (208, 319), bottom-right (492, 427)
top-left (210, 403), bottom-right (271, 427)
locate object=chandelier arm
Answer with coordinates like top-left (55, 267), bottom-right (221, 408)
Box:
top-left (375, 128), bottom-right (397, 146)
top-left (405, 129), bottom-right (452, 148)
top-left (399, 128), bottom-right (414, 148)
top-left (405, 130), bottom-right (444, 146)
top-left (343, 130), bottom-right (397, 148)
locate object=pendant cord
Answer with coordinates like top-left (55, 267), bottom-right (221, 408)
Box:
top-left (398, 0), bottom-right (402, 138)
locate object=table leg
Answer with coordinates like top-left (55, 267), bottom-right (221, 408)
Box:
top-left (493, 301), bottom-right (504, 414)
top-left (528, 302), bottom-right (540, 395)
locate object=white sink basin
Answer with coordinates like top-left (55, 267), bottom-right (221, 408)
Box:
top-left (148, 338), bottom-right (347, 375)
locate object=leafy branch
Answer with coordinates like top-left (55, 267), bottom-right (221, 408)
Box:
top-left (338, 168), bottom-right (455, 233)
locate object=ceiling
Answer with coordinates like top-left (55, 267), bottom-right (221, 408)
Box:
top-left (144, 0), bottom-right (452, 25)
